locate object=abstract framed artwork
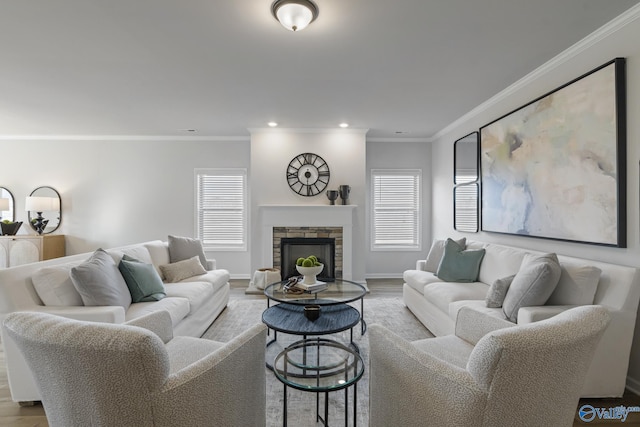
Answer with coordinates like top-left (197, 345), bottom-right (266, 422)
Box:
top-left (480, 58), bottom-right (626, 247)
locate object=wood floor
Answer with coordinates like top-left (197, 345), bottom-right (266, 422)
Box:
top-left (1, 279), bottom-right (639, 426)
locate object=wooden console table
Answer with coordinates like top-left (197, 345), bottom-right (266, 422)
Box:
top-left (0, 235), bottom-right (65, 268)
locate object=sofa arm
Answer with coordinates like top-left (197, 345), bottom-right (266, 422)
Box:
top-left (517, 305), bottom-right (578, 324)
top-left (125, 310), bottom-right (173, 344)
top-left (369, 324), bottom-right (485, 427)
top-left (154, 324), bottom-right (267, 426)
top-left (416, 260), bottom-right (427, 271)
top-left (455, 306), bottom-right (515, 345)
top-left (29, 305), bottom-right (126, 324)
top-left (205, 259), bottom-right (216, 271)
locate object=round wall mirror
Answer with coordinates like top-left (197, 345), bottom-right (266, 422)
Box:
top-left (0, 187), bottom-right (15, 222)
top-left (27, 186), bottom-right (61, 234)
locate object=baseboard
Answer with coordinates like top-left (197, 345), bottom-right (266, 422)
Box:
top-left (365, 273), bottom-right (404, 279)
top-left (626, 376), bottom-right (640, 395)
top-left (230, 274), bottom-right (251, 280)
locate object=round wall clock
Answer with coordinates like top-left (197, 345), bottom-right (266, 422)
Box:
top-left (286, 152), bottom-right (330, 196)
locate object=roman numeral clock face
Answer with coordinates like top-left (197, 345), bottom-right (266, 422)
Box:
top-left (286, 153), bottom-right (330, 196)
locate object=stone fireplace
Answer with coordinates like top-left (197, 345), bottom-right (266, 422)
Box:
top-left (275, 229), bottom-right (341, 279)
top-left (259, 205), bottom-right (355, 280)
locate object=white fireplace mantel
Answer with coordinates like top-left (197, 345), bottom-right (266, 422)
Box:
top-left (259, 205), bottom-right (356, 280)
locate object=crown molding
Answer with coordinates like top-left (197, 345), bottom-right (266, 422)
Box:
top-left (0, 135), bottom-right (250, 142)
top-left (366, 137), bottom-right (432, 143)
top-left (432, 3), bottom-right (640, 141)
top-left (248, 127), bottom-right (369, 135)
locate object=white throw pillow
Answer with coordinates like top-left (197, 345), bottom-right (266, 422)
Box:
top-left (547, 264), bottom-right (601, 305)
top-left (32, 264), bottom-right (83, 306)
top-left (160, 256), bottom-right (207, 283)
top-left (424, 237), bottom-right (466, 273)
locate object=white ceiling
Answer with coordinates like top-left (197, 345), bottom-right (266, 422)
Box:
top-left (1, 0), bottom-right (638, 139)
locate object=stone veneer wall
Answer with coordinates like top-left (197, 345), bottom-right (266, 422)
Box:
top-left (273, 226), bottom-right (343, 278)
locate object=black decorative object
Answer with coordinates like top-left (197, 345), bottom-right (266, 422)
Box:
top-left (0, 221), bottom-right (22, 236)
top-left (338, 185), bottom-right (350, 205)
top-left (304, 304), bottom-right (321, 321)
top-left (286, 153), bottom-right (330, 196)
top-left (326, 190), bottom-right (338, 205)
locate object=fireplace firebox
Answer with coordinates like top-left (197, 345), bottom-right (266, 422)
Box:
top-left (280, 237), bottom-right (335, 281)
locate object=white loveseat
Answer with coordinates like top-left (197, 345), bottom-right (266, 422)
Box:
top-left (0, 240), bottom-right (230, 403)
top-left (403, 239), bottom-right (640, 398)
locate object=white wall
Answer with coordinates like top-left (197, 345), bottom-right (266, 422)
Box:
top-left (0, 138), bottom-right (252, 276)
top-left (366, 140), bottom-right (432, 277)
top-left (249, 129), bottom-right (368, 282)
top-left (430, 11), bottom-right (640, 389)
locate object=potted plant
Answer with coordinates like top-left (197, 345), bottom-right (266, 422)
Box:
top-left (1, 220), bottom-right (23, 236)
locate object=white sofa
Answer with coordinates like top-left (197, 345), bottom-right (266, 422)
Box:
top-left (0, 240), bottom-right (230, 403)
top-left (403, 239), bottom-right (640, 398)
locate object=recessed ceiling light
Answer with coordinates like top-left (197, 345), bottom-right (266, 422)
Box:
top-left (339, 123), bottom-right (349, 128)
top-left (268, 122), bottom-right (278, 127)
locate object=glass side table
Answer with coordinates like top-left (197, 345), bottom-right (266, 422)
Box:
top-left (273, 338), bottom-right (364, 427)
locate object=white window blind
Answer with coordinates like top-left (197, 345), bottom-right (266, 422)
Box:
top-left (454, 183), bottom-right (479, 232)
top-left (371, 169), bottom-right (421, 250)
top-left (195, 169), bottom-right (247, 251)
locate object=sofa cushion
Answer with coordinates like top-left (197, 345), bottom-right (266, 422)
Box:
top-left (436, 239), bottom-right (485, 282)
top-left (164, 282), bottom-right (216, 314)
top-left (32, 264), bottom-right (83, 306)
top-left (403, 270), bottom-right (443, 294)
top-left (168, 235), bottom-right (208, 268)
top-left (425, 238), bottom-right (466, 273)
top-left (449, 300), bottom-right (509, 323)
top-left (477, 243), bottom-right (526, 286)
top-left (502, 253), bottom-right (562, 322)
top-left (547, 263), bottom-right (601, 305)
top-left (70, 249), bottom-right (132, 309)
top-left (423, 281), bottom-right (489, 314)
top-left (160, 256), bottom-right (207, 283)
top-left (124, 297), bottom-right (190, 326)
top-left (485, 275), bottom-right (515, 308)
top-left (176, 269), bottom-right (230, 289)
top-left (144, 241), bottom-right (171, 278)
top-left (118, 255), bottom-right (166, 303)
top-left (107, 245), bottom-right (154, 266)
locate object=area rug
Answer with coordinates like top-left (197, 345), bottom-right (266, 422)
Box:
top-left (202, 297), bottom-right (433, 426)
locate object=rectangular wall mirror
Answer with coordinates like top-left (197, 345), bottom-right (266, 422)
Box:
top-left (453, 132), bottom-right (479, 232)
top-left (454, 131), bottom-right (479, 184)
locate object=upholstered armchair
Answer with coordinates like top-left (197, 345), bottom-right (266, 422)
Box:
top-left (369, 305), bottom-right (610, 427)
top-left (2, 310), bottom-right (267, 427)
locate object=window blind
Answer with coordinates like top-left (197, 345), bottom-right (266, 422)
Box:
top-left (371, 169), bottom-right (421, 250)
top-left (195, 169), bottom-right (247, 250)
top-left (454, 182), bottom-right (478, 232)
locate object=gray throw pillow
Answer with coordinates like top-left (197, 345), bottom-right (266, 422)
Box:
top-left (119, 254), bottom-right (166, 303)
top-left (436, 238), bottom-right (485, 282)
top-left (485, 274), bottom-right (515, 308)
top-left (168, 235), bottom-right (208, 269)
top-left (160, 255), bottom-right (207, 283)
top-left (70, 249), bottom-right (132, 308)
top-left (425, 237), bottom-right (466, 273)
top-left (502, 253), bottom-right (562, 322)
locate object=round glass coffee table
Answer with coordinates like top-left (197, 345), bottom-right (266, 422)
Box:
top-left (263, 279), bottom-right (367, 368)
top-left (273, 338), bottom-right (364, 427)
top-left (264, 278), bottom-right (367, 335)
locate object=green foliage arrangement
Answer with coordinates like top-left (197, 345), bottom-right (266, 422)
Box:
top-left (296, 255), bottom-right (322, 267)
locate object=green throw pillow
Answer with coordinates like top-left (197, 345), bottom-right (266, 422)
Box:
top-left (436, 238), bottom-right (486, 282)
top-left (119, 254), bottom-right (166, 303)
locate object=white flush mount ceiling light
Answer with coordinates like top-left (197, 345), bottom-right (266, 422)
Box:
top-left (271, 0), bottom-right (319, 32)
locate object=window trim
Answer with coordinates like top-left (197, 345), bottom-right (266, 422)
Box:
top-left (194, 168), bottom-right (248, 252)
top-left (370, 168), bottom-right (422, 251)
